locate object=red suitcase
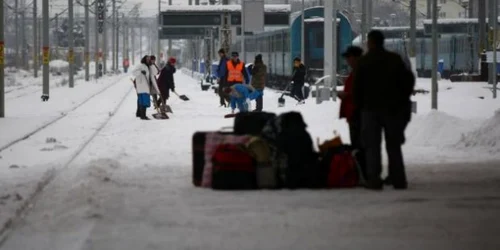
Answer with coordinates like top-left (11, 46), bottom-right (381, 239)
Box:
top-left (192, 128), bottom-right (233, 187)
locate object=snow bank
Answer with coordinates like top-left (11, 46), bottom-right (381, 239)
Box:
top-left (406, 111), bottom-right (473, 147)
top-left (456, 109), bottom-right (500, 153)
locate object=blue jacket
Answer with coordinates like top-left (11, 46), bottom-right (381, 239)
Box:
top-left (229, 84), bottom-right (261, 110)
top-left (217, 57), bottom-right (229, 79)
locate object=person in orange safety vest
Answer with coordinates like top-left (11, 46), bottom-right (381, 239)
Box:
top-left (224, 51), bottom-right (250, 86)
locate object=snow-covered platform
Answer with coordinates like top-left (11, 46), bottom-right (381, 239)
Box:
top-left (0, 71), bottom-right (499, 249)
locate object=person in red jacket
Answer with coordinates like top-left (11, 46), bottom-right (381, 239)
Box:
top-left (338, 46), bottom-right (365, 178)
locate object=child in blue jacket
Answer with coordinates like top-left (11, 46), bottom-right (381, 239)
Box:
top-left (225, 83), bottom-right (262, 113)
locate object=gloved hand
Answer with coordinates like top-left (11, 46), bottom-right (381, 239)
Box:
top-left (141, 70), bottom-right (146, 75)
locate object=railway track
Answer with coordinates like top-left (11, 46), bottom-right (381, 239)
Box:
top-left (4, 74), bottom-right (95, 100)
top-left (0, 77), bottom-right (134, 245)
top-left (0, 75), bottom-right (127, 153)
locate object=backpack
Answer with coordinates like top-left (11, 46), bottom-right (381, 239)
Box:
top-left (261, 112), bottom-right (317, 189)
top-left (211, 143), bottom-right (256, 190)
top-left (321, 146), bottom-right (359, 188)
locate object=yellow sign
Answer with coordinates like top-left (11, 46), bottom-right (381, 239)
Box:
top-left (84, 52), bottom-right (90, 64)
top-left (68, 49), bottom-right (74, 63)
top-left (0, 42), bottom-right (4, 65)
top-left (43, 47), bottom-right (50, 65)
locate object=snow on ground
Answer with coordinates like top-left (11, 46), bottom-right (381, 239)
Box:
top-left (0, 74), bottom-right (128, 149)
top-left (0, 72), bottom-right (499, 249)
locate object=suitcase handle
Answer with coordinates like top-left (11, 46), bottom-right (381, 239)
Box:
top-left (219, 126), bottom-right (233, 132)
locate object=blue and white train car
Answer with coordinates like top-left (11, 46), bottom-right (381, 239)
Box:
top-left (231, 6), bottom-right (354, 89)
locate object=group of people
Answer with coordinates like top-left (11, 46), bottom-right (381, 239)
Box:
top-left (338, 30), bottom-right (415, 190)
top-left (133, 55), bottom-right (177, 120)
top-left (215, 49), bottom-right (308, 113)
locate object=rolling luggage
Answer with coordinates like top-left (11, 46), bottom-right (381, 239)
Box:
top-left (191, 128), bottom-right (233, 187)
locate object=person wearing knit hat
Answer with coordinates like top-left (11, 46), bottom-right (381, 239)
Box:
top-left (155, 57), bottom-right (177, 117)
top-left (217, 48), bottom-right (230, 107)
top-left (250, 54), bottom-right (267, 112)
top-left (223, 51), bottom-right (250, 88)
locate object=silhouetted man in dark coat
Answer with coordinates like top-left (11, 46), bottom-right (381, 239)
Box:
top-left (353, 30), bottom-right (415, 190)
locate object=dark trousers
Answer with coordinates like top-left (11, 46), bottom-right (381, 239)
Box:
top-left (349, 113), bottom-right (366, 179)
top-left (291, 83), bottom-right (304, 101)
top-left (136, 95), bottom-right (147, 119)
top-left (361, 110), bottom-right (409, 186)
top-left (255, 95), bottom-right (263, 111)
top-left (218, 80), bottom-right (228, 106)
top-left (136, 95), bottom-right (140, 117)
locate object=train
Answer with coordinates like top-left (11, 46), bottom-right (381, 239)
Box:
top-left (231, 6), bottom-right (354, 89)
top-left (353, 26), bottom-right (476, 78)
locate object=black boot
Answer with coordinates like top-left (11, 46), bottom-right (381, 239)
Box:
top-left (140, 107), bottom-right (150, 120)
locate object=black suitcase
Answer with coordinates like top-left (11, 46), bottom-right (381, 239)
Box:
top-left (192, 128), bottom-right (233, 187)
top-left (234, 112), bottom-right (276, 135)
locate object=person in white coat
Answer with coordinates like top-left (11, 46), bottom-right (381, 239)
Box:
top-left (134, 55), bottom-right (152, 120)
top-left (149, 55), bottom-right (161, 108)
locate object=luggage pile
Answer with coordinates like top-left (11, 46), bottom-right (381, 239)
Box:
top-left (192, 111), bottom-right (365, 190)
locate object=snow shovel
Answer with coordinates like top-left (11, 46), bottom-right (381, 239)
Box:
top-left (142, 74), bottom-right (168, 120)
top-left (152, 96), bottom-right (169, 120)
top-left (278, 82), bottom-right (292, 108)
top-left (174, 91), bottom-right (190, 101)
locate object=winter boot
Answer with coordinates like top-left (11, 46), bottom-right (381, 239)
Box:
top-left (140, 107), bottom-right (150, 120)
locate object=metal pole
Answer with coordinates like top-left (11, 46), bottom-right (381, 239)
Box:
top-left (168, 0), bottom-right (172, 59)
top-left (241, 0), bottom-right (246, 63)
top-left (115, 13), bottom-right (119, 71)
top-left (221, 0), bottom-right (231, 54)
top-left (103, 1), bottom-right (107, 74)
top-left (111, 0), bottom-right (116, 71)
top-left (410, 0), bottom-right (417, 76)
top-left (33, 0), bottom-right (38, 77)
top-left (0, 0), bottom-right (4, 117)
top-left (489, 0), bottom-right (495, 89)
top-left (301, 0), bottom-right (305, 60)
top-left (85, 0), bottom-right (90, 81)
top-left (55, 14), bottom-right (59, 59)
top-left (360, 0), bottom-right (366, 47)
top-left (123, 13), bottom-right (127, 64)
top-left (493, 0), bottom-right (498, 99)
top-left (331, 0), bottom-right (337, 101)
top-left (21, 0), bottom-right (27, 70)
top-left (479, 0), bottom-right (486, 60)
top-left (15, 0), bottom-right (19, 69)
top-left (42, 0), bottom-right (49, 99)
top-left (431, 0), bottom-right (438, 110)
top-left (95, 0), bottom-right (99, 78)
top-left (324, 0), bottom-right (333, 90)
top-left (68, 0), bottom-right (75, 87)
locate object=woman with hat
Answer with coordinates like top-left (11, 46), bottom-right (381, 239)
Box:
top-left (338, 45), bottom-right (366, 179)
top-left (250, 54), bottom-right (267, 112)
top-left (156, 57), bottom-right (177, 117)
